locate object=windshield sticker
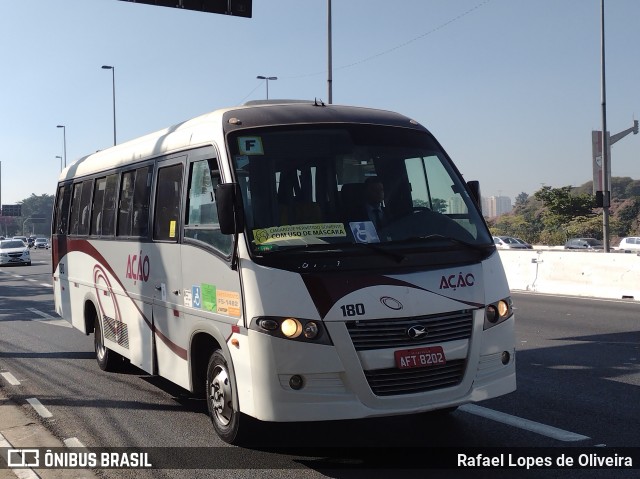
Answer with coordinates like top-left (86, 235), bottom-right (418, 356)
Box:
top-left (238, 136), bottom-right (264, 155)
top-left (253, 223), bottom-right (346, 245)
top-left (349, 221), bottom-right (380, 244)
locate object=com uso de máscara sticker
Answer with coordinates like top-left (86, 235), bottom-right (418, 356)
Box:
top-left (252, 223), bottom-right (346, 245)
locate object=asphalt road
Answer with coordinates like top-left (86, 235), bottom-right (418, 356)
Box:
top-left (1, 249), bottom-right (639, 478)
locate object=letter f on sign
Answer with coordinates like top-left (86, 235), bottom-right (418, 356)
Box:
top-left (238, 136), bottom-right (264, 155)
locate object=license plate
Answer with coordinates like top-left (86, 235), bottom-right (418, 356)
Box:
top-left (394, 346), bottom-right (446, 369)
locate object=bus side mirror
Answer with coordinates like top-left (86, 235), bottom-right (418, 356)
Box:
top-left (216, 183), bottom-right (245, 235)
top-left (467, 180), bottom-right (481, 212)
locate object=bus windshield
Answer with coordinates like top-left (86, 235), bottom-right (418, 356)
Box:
top-left (228, 124), bottom-right (492, 255)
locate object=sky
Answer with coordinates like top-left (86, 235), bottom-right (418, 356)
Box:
top-left (1, 0), bottom-right (639, 206)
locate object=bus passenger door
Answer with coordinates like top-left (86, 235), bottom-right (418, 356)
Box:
top-left (150, 158), bottom-right (189, 390)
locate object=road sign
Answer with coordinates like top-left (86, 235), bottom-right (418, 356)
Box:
top-left (1, 205), bottom-right (22, 217)
top-left (118, 0), bottom-right (252, 18)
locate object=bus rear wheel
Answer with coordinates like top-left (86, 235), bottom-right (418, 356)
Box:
top-left (206, 350), bottom-right (251, 445)
top-left (94, 317), bottom-right (121, 371)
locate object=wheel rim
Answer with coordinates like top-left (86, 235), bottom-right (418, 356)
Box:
top-left (95, 324), bottom-right (106, 361)
top-left (210, 364), bottom-right (233, 427)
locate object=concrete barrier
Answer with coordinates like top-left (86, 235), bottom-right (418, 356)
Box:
top-left (498, 249), bottom-right (640, 301)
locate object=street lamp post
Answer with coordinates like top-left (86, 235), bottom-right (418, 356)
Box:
top-left (56, 125), bottom-right (66, 168)
top-left (256, 75), bottom-right (277, 100)
top-left (327, 0), bottom-right (333, 104)
top-left (56, 156), bottom-right (63, 172)
top-left (102, 65), bottom-right (117, 146)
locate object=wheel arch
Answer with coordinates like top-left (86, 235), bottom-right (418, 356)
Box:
top-left (190, 329), bottom-right (234, 399)
top-left (83, 297), bottom-right (98, 335)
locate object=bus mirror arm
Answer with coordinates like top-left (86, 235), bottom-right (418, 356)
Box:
top-left (466, 180), bottom-right (481, 213)
top-left (216, 183), bottom-right (245, 235)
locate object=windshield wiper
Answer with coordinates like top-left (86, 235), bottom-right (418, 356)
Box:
top-left (391, 234), bottom-right (491, 252)
top-left (255, 242), bottom-right (406, 263)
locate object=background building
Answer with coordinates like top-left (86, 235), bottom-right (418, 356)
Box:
top-left (482, 196), bottom-right (512, 218)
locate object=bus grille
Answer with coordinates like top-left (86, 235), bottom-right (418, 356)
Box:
top-left (364, 359), bottom-right (466, 396)
top-left (345, 310), bottom-right (474, 351)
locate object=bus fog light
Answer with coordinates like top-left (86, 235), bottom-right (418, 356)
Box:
top-left (501, 351), bottom-right (510, 365)
top-left (289, 375), bottom-right (304, 390)
top-left (303, 321), bottom-right (319, 339)
top-left (281, 318), bottom-right (302, 338)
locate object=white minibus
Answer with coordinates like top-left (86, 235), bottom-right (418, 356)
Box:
top-left (53, 100), bottom-right (515, 444)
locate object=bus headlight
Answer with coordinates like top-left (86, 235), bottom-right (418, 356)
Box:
top-left (281, 318), bottom-right (302, 338)
top-left (484, 297), bottom-right (513, 330)
top-left (253, 317), bottom-right (332, 345)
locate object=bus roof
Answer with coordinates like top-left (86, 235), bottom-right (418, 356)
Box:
top-left (58, 101), bottom-right (426, 182)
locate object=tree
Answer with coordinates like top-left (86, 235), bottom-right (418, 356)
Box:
top-left (624, 180), bottom-right (640, 198)
top-left (534, 186), bottom-right (595, 226)
top-left (16, 194), bottom-right (55, 236)
top-left (514, 192), bottom-right (529, 209)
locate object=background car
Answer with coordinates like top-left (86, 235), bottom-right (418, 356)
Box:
top-left (12, 235), bottom-right (28, 246)
top-left (0, 239), bottom-right (31, 266)
top-left (615, 236), bottom-right (640, 252)
top-left (564, 238), bottom-right (604, 250)
top-left (493, 236), bottom-right (530, 249)
top-left (513, 237), bottom-right (533, 249)
top-left (34, 238), bottom-right (50, 249)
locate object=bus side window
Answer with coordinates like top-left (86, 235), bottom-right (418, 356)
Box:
top-left (91, 178), bottom-right (107, 236)
top-left (132, 166), bottom-right (151, 237)
top-left (184, 159), bottom-right (232, 254)
top-left (54, 184), bottom-right (72, 235)
top-left (77, 180), bottom-right (93, 236)
top-left (101, 174), bottom-right (118, 236)
top-left (69, 182), bottom-right (83, 236)
top-left (153, 164), bottom-right (183, 242)
top-left (117, 170), bottom-right (135, 237)
top-left (118, 166), bottom-right (152, 238)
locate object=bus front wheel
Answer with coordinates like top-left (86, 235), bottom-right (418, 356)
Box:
top-left (206, 350), bottom-right (250, 445)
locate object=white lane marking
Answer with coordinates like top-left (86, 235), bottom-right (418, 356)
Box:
top-left (26, 308), bottom-right (71, 328)
top-left (64, 437), bottom-right (86, 449)
top-left (0, 432), bottom-right (41, 479)
top-left (40, 283), bottom-right (53, 288)
top-left (26, 398), bottom-right (53, 419)
top-left (1, 372), bottom-right (21, 386)
top-left (460, 404), bottom-right (590, 442)
top-left (26, 308), bottom-right (54, 319)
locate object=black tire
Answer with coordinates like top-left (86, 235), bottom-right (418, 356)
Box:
top-left (206, 350), bottom-right (252, 445)
top-left (94, 317), bottom-right (122, 371)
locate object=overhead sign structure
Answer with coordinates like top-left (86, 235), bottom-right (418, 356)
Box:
top-left (1, 205), bottom-right (22, 217)
top-left (592, 120), bottom-right (639, 196)
top-left (118, 0), bottom-right (252, 18)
